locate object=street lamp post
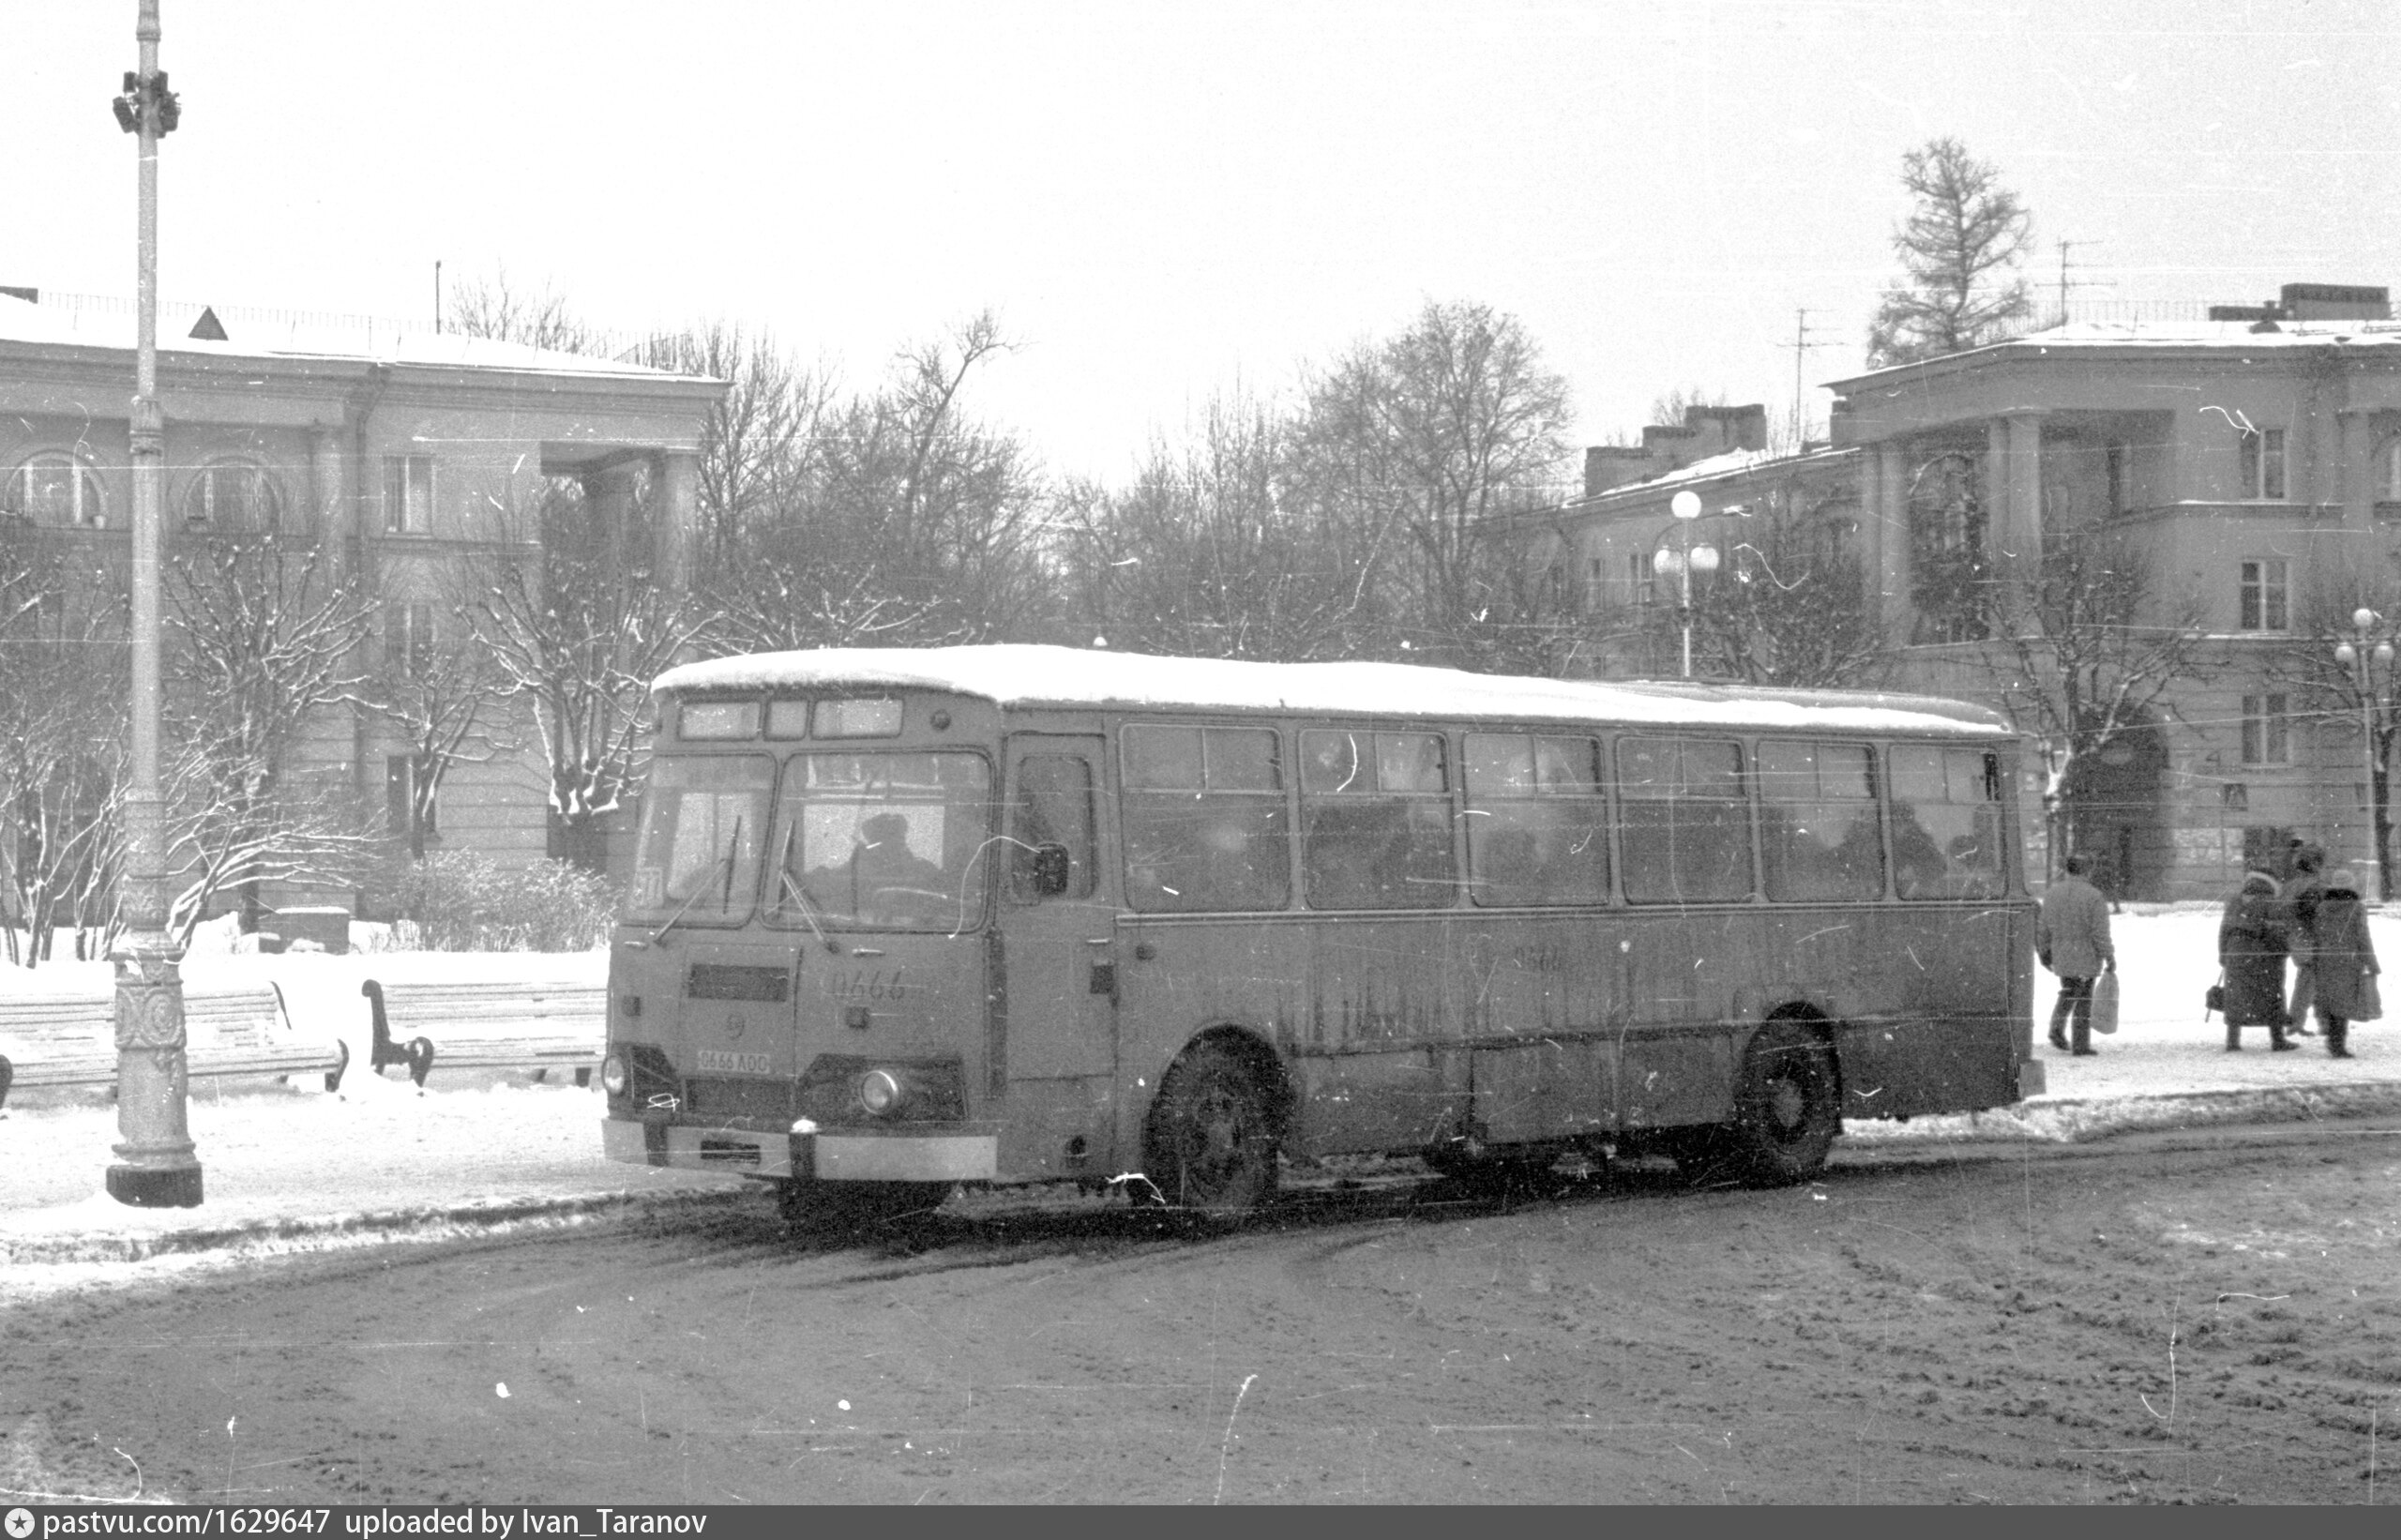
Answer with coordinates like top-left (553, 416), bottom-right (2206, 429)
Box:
top-left (2334, 606), bottom-right (2393, 904)
top-left (1653, 489), bottom-right (1720, 679)
top-left (105, 0), bottom-right (200, 1208)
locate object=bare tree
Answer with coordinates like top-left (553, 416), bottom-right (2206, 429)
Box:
top-left (163, 534), bottom-right (380, 941)
top-left (445, 266), bottom-right (604, 356)
top-left (465, 480), bottom-right (710, 870)
top-left (2267, 576), bottom-right (2401, 901)
top-left (699, 311), bottom-right (1047, 655)
top-left (1865, 138), bottom-right (2036, 369)
top-left (1687, 498), bottom-right (1886, 688)
top-left (365, 558), bottom-right (521, 860)
top-left (1295, 300), bottom-right (1575, 671)
top-left (1058, 389), bottom-right (1381, 659)
top-left (0, 529), bottom-right (129, 964)
top-left (1984, 526), bottom-right (2212, 872)
top-left (638, 324), bottom-right (832, 578)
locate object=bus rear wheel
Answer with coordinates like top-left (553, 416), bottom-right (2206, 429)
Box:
top-left (1720, 1020), bottom-right (1839, 1185)
top-left (1144, 1041), bottom-right (1280, 1217)
top-left (775, 1179), bottom-right (951, 1235)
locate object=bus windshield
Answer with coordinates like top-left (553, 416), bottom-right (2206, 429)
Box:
top-left (766, 751), bottom-right (992, 932)
top-left (627, 755), bottom-right (775, 922)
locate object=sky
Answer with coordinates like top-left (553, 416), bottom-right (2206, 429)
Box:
top-left (5, 1), bottom-right (2397, 490)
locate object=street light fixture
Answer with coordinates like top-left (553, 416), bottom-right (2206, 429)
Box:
top-left (1653, 489), bottom-right (1720, 679)
top-left (2333, 605), bottom-right (2393, 903)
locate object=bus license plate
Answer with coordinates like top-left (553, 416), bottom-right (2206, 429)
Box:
top-left (696, 1049), bottom-right (772, 1075)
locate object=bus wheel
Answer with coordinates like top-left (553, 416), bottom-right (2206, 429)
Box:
top-left (1724, 1021), bottom-right (1839, 1185)
top-left (776, 1179), bottom-right (951, 1235)
top-left (1144, 1041), bottom-right (1280, 1217)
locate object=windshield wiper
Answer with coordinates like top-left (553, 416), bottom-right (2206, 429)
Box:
top-left (777, 824), bottom-right (842, 953)
top-left (654, 817), bottom-right (746, 944)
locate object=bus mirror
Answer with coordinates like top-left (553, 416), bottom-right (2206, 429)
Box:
top-left (1029, 843), bottom-right (1072, 897)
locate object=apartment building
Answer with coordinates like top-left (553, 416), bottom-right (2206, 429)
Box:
top-left (1546, 284), bottom-right (2401, 900)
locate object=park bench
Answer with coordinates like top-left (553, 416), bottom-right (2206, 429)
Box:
top-left (345, 977), bottom-right (605, 1091)
top-left (0, 983), bottom-right (340, 1110)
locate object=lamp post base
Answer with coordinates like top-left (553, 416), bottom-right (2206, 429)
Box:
top-left (105, 1158), bottom-right (203, 1208)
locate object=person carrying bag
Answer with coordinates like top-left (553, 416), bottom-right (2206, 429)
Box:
top-left (2038, 853), bottom-right (2117, 1056)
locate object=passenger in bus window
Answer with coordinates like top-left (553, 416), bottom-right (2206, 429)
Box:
top-left (1890, 806), bottom-right (1947, 898)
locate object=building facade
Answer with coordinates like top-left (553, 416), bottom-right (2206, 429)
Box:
top-left (0, 291), bottom-right (722, 925)
top-left (1545, 285), bottom-right (2401, 901)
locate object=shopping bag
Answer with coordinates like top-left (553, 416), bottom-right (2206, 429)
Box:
top-left (2091, 971), bottom-right (2120, 1034)
top-left (2204, 978), bottom-right (2226, 1019)
top-left (2358, 972), bottom-right (2382, 1023)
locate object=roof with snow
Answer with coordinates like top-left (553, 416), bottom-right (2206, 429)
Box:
top-left (1832, 317), bottom-right (2401, 389)
top-left (0, 292), bottom-right (685, 381)
top-left (655, 644), bottom-right (2014, 736)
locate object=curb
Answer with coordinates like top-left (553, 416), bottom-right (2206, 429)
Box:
top-left (1847, 1080), bottom-right (2401, 1147)
top-left (0, 1184), bottom-right (755, 1268)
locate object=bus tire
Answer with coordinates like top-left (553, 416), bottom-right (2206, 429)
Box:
top-left (1722, 1020), bottom-right (1840, 1185)
top-left (776, 1179), bottom-right (951, 1235)
top-left (1143, 1040), bottom-right (1281, 1217)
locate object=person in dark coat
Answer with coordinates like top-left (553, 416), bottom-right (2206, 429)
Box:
top-left (2217, 869), bottom-right (2294, 1051)
top-left (2281, 845), bottom-right (2328, 1035)
top-left (2039, 853), bottom-right (2117, 1055)
top-left (2308, 868), bottom-right (2378, 1060)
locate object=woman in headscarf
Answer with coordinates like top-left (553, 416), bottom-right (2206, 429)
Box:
top-left (2218, 868), bottom-right (2294, 1051)
top-left (2309, 868), bottom-right (2378, 1060)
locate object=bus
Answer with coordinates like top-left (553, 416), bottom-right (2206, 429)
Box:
top-left (599, 643), bottom-right (2041, 1223)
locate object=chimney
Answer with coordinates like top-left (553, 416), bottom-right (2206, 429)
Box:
top-left (1583, 445), bottom-right (1656, 498)
top-left (1686, 403), bottom-right (1768, 453)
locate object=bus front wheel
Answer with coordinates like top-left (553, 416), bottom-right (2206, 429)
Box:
top-left (1721, 1020), bottom-right (1840, 1184)
top-left (1143, 1041), bottom-right (1281, 1216)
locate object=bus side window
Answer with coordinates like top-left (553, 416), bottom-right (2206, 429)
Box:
top-left (1617, 736), bottom-right (1752, 904)
top-left (1301, 730), bottom-right (1456, 910)
top-left (1463, 732), bottom-right (1608, 905)
top-left (1757, 740), bottom-right (1882, 901)
top-left (1890, 745), bottom-right (2003, 898)
top-left (1120, 725), bottom-right (1290, 913)
top-left (1011, 754), bottom-right (1095, 901)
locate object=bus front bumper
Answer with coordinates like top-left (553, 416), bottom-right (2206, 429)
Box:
top-left (602, 1117), bottom-right (999, 1183)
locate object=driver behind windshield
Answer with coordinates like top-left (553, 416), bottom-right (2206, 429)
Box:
top-left (810, 811), bottom-right (953, 922)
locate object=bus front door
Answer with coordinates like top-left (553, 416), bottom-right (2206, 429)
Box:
top-left (997, 733), bottom-right (1119, 1180)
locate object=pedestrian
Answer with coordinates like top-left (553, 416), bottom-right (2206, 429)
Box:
top-left (2217, 868), bottom-right (2294, 1051)
top-left (2039, 853), bottom-right (2117, 1056)
top-left (2281, 844), bottom-right (2329, 1036)
top-left (2308, 868), bottom-right (2378, 1060)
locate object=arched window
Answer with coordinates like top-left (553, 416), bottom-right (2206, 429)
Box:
top-left (3, 452), bottom-right (109, 527)
top-left (181, 459), bottom-right (287, 532)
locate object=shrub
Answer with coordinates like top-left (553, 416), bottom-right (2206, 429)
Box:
top-left (387, 851), bottom-right (617, 952)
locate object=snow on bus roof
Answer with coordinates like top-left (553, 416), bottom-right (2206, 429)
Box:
top-left (654, 645), bottom-right (2014, 737)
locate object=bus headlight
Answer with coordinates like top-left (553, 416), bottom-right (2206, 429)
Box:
top-left (857, 1068), bottom-right (903, 1117)
top-left (601, 1053), bottom-right (629, 1097)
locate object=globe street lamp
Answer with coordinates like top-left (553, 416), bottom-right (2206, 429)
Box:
top-left (2333, 605), bottom-right (2393, 902)
top-left (1653, 489), bottom-right (1720, 679)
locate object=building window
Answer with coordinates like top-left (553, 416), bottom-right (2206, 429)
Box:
top-left (2241, 694), bottom-right (2289, 766)
top-left (385, 455), bottom-right (433, 535)
top-left (2238, 426), bottom-right (2287, 501)
top-left (183, 459), bottom-right (285, 531)
top-left (2105, 443), bottom-right (2126, 515)
top-left (1628, 551), bottom-right (1656, 608)
top-left (2383, 437), bottom-right (2401, 502)
top-left (2238, 558), bottom-right (2289, 632)
top-left (1585, 556), bottom-right (1606, 613)
top-left (385, 601), bottom-right (435, 675)
top-left (4, 452), bottom-right (108, 527)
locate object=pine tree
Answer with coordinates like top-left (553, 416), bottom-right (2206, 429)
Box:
top-left (1865, 138), bottom-right (2034, 368)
